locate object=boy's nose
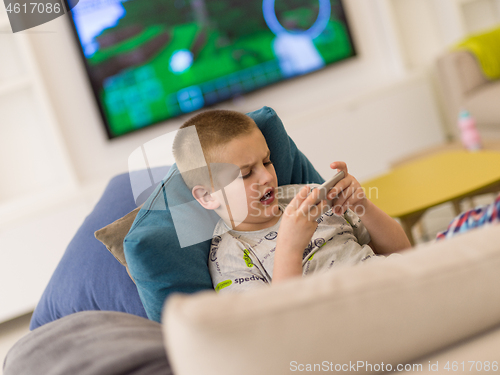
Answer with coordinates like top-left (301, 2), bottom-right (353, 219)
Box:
top-left (258, 166), bottom-right (274, 185)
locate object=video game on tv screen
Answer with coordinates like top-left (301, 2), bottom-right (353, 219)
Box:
top-left (66, 0), bottom-right (356, 139)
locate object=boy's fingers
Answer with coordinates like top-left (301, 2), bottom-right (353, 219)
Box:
top-left (297, 188), bottom-right (322, 215)
top-left (327, 184), bottom-right (344, 200)
top-left (333, 184), bottom-right (350, 206)
top-left (308, 201), bottom-right (328, 221)
top-left (327, 176), bottom-right (351, 200)
top-left (290, 186), bottom-right (311, 210)
top-left (333, 186), bottom-right (354, 214)
top-left (313, 199), bottom-right (334, 220)
top-left (330, 161), bottom-right (348, 174)
top-left (299, 199), bottom-right (325, 221)
top-left (318, 200), bottom-right (332, 216)
top-left (338, 195), bottom-right (358, 215)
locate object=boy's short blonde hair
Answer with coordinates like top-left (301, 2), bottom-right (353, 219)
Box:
top-left (172, 110), bottom-right (258, 190)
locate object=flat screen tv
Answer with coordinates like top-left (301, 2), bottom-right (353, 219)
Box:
top-left (66, 0), bottom-right (356, 139)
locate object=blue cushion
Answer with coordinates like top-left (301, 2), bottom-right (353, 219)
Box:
top-left (29, 168), bottom-right (168, 330)
top-left (124, 106), bottom-right (325, 322)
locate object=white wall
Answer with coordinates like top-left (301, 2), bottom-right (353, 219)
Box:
top-left (287, 72), bottom-right (444, 180)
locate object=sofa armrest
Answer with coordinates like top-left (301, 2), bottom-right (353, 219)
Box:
top-left (163, 223), bottom-right (500, 375)
top-left (435, 50), bottom-right (489, 138)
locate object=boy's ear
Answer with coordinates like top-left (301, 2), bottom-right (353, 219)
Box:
top-left (192, 185), bottom-right (221, 210)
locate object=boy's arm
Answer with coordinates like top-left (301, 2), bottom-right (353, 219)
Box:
top-left (273, 243), bottom-right (303, 281)
top-left (361, 200), bottom-right (411, 254)
top-left (273, 186), bottom-right (329, 283)
top-left (328, 162), bottom-right (411, 254)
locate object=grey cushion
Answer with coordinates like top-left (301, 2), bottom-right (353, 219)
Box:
top-left (4, 311), bottom-right (172, 375)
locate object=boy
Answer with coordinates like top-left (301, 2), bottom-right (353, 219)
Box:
top-left (173, 110), bottom-right (411, 292)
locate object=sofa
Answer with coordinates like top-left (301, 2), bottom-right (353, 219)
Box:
top-left (4, 201), bottom-right (500, 375)
top-left (4, 108), bottom-right (500, 375)
top-left (436, 49), bottom-right (500, 140)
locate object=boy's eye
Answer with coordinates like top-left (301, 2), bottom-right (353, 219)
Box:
top-left (241, 161), bottom-right (272, 179)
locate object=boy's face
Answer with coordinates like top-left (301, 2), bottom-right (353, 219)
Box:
top-left (211, 127), bottom-right (280, 231)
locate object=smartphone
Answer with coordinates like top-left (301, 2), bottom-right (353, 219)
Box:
top-left (312, 170), bottom-right (345, 205)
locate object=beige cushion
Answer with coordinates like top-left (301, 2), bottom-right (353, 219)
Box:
top-left (163, 224), bottom-right (500, 375)
top-left (410, 323), bottom-right (500, 374)
top-left (452, 51), bottom-right (489, 94)
top-left (94, 205), bottom-right (142, 281)
top-left (465, 82), bottom-right (500, 128)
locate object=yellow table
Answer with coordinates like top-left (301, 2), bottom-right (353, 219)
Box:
top-left (361, 150), bottom-right (500, 244)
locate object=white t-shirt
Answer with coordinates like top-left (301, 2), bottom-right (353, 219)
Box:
top-left (208, 184), bottom-right (376, 293)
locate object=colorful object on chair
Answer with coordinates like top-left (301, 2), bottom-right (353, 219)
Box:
top-left (454, 27), bottom-right (500, 80)
top-left (458, 110), bottom-right (482, 152)
top-left (436, 193), bottom-right (500, 240)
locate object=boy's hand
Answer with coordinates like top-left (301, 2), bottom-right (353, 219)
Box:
top-left (276, 186), bottom-right (329, 257)
top-left (328, 161), bottom-right (367, 216)
top-left (328, 161), bottom-right (412, 253)
top-left (273, 186), bottom-right (330, 282)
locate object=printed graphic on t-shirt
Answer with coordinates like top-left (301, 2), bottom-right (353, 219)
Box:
top-left (208, 185), bottom-right (374, 293)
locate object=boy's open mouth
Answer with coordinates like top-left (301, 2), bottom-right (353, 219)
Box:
top-left (260, 188), bottom-right (275, 205)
